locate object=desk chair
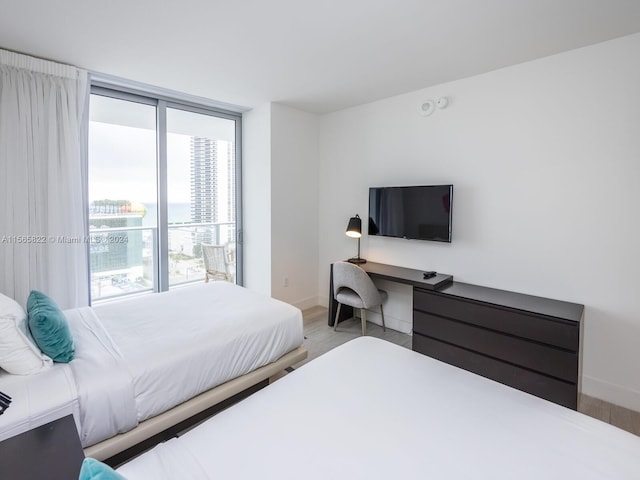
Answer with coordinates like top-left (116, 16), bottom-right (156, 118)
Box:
top-left (332, 261), bottom-right (387, 336)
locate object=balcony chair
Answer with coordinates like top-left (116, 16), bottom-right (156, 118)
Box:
top-left (202, 244), bottom-right (232, 282)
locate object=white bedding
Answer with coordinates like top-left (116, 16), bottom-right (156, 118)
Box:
top-left (0, 282), bottom-right (303, 449)
top-left (93, 282), bottom-right (302, 425)
top-left (65, 307), bottom-right (138, 446)
top-left (118, 337), bottom-right (640, 480)
top-left (0, 364), bottom-right (79, 442)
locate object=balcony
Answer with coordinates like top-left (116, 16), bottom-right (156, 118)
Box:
top-left (89, 222), bottom-right (236, 302)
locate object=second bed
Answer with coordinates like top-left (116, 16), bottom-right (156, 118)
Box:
top-left (118, 336), bottom-right (640, 479)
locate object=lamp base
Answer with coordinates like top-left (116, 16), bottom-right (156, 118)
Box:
top-left (348, 257), bottom-right (367, 264)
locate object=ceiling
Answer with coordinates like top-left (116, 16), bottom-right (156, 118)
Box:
top-left (1, 0), bottom-right (640, 114)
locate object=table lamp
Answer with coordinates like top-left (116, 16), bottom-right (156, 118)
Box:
top-left (346, 214), bottom-right (366, 264)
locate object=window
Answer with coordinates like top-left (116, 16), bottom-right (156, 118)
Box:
top-left (88, 87), bottom-right (242, 302)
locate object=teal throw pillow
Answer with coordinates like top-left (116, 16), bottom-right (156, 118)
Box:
top-left (79, 458), bottom-right (127, 480)
top-left (27, 290), bottom-right (74, 362)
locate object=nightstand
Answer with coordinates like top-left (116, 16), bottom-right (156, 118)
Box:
top-left (0, 414), bottom-right (84, 479)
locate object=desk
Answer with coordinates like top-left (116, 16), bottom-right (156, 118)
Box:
top-left (328, 262), bottom-right (453, 326)
top-left (328, 261), bottom-right (584, 409)
top-left (0, 414), bottom-right (84, 479)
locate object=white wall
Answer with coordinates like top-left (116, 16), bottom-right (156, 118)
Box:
top-left (242, 103), bottom-right (272, 295)
top-left (243, 102), bottom-right (320, 308)
top-left (317, 33), bottom-right (640, 410)
top-left (270, 103), bottom-right (320, 309)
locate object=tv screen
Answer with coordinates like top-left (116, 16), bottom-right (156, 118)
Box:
top-left (368, 185), bottom-right (453, 242)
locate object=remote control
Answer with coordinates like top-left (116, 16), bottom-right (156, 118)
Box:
top-left (423, 271), bottom-right (437, 279)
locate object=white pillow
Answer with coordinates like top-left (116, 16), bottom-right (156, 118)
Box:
top-left (0, 293), bottom-right (52, 375)
top-left (0, 292), bottom-right (29, 334)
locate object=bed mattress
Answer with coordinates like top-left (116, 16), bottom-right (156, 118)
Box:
top-left (0, 365), bottom-right (79, 442)
top-left (118, 337), bottom-right (640, 480)
top-left (1, 282), bottom-right (303, 449)
top-left (91, 282), bottom-right (302, 425)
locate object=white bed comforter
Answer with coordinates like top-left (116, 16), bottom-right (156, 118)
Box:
top-left (0, 364), bottom-right (79, 443)
top-left (90, 282), bottom-right (303, 429)
top-left (119, 337), bottom-right (640, 480)
top-left (1, 283), bottom-right (303, 448)
top-left (65, 306), bottom-right (138, 447)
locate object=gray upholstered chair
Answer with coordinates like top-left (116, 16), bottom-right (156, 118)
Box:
top-left (332, 261), bottom-right (387, 336)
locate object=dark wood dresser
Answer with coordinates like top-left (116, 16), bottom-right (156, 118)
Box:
top-left (412, 282), bottom-right (584, 409)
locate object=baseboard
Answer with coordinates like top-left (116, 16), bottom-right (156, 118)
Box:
top-left (582, 374), bottom-right (640, 412)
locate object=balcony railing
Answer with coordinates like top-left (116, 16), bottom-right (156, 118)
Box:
top-left (167, 222), bottom-right (236, 287)
top-left (89, 222), bottom-right (236, 302)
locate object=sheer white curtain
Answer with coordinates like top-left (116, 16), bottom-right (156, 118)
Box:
top-left (0, 49), bottom-right (89, 309)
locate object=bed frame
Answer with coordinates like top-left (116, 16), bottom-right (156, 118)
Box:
top-left (84, 346), bottom-right (307, 464)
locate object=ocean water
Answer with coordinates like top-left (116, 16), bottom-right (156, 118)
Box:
top-left (143, 203), bottom-right (192, 226)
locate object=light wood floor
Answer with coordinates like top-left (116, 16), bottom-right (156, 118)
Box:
top-left (292, 305), bottom-right (412, 368)
top-left (278, 306), bottom-right (640, 437)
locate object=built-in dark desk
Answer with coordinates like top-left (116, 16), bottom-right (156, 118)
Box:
top-left (328, 262), bottom-right (453, 325)
top-left (328, 261), bottom-right (584, 409)
top-left (360, 262), bottom-right (454, 290)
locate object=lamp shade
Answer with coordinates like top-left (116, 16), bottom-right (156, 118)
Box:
top-left (345, 215), bottom-right (362, 238)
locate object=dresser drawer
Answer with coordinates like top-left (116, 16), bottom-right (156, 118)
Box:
top-left (414, 289), bottom-right (579, 351)
top-left (413, 311), bottom-right (578, 382)
top-left (412, 333), bottom-right (577, 409)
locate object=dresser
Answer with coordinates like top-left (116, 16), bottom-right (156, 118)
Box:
top-left (413, 282), bottom-right (584, 409)
top-left (328, 261), bottom-right (584, 410)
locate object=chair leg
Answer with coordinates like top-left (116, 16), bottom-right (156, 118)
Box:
top-left (361, 309), bottom-right (367, 336)
top-left (380, 304), bottom-right (386, 332)
top-left (333, 303), bottom-right (342, 331)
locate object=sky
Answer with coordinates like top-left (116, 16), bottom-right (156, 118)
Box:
top-left (88, 121), bottom-right (191, 204)
top-left (88, 94), bottom-right (236, 205)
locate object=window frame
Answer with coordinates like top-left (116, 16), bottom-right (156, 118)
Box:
top-left (87, 82), bottom-right (243, 302)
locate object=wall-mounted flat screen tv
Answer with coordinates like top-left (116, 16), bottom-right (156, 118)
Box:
top-left (368, 185), bottom-right (453, 242)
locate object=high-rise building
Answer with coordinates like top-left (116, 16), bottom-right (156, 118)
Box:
top-left (190, 137), bottom-right (235, 245)
top-left (225, 142), bottom-right (236, 227)
top-left (190, 137), bottom-right (217, 228)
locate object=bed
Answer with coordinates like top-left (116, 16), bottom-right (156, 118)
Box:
top-left (116, 336), bottom-right (640, 479)
top-left (0, 282), bottom-right (307, 461)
